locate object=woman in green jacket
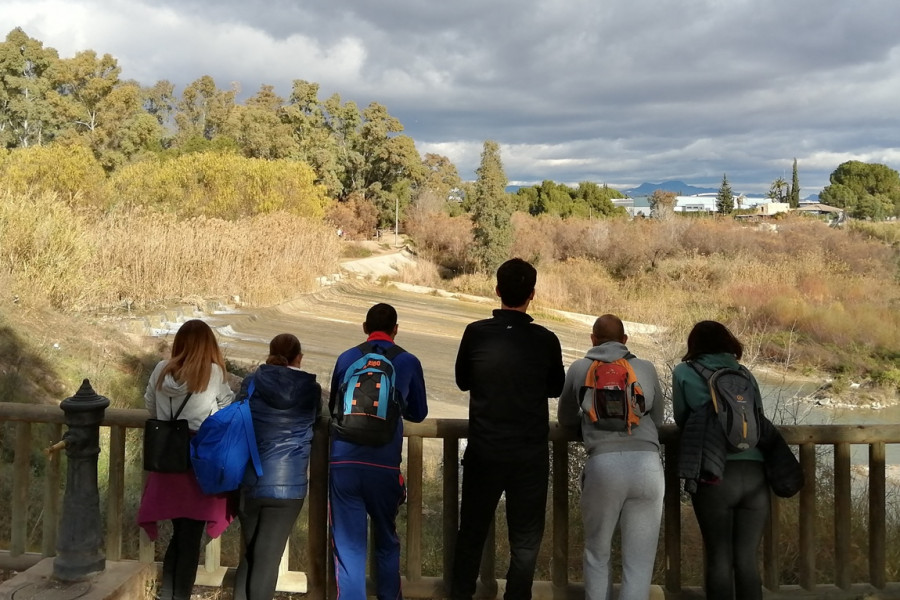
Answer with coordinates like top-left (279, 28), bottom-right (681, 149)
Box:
top-left (672, 321), bottom-right (768, 600)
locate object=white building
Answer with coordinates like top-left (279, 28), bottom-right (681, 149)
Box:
top-left (673, 193), bottom-right (769, 213)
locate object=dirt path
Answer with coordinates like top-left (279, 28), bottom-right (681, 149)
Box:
top-left (203, 249), bottom-right (664, 420)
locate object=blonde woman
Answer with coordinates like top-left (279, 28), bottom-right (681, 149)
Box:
top-left (138, 319), bottom-right (235, 600)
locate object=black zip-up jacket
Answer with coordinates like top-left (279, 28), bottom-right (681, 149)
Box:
top-left (455, 309), bottom-right (565, 462)
top-left (677, 401), bottom-right (728, 494)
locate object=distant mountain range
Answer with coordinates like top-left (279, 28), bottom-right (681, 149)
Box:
top-left (622, 181), bottom-right (719, 196)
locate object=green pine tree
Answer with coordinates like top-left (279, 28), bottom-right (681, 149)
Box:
top-left (471, 140), bottom-right (512, 273)
top-left (716, 173), bottom-right (734, 214)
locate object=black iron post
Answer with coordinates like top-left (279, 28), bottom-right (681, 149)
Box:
top-left (53, 379), bottom-right (110, 581)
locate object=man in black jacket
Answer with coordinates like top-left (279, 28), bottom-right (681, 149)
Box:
top-left (449, 258), bottom-right (566, 600)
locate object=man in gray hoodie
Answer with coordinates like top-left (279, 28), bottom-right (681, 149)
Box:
top-left (556, 314), bottom-right (664, 600)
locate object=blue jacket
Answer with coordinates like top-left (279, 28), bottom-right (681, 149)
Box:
top-left (239, 364), bottom-right (322, 499)
top-left (329, 334), bottom-right (428, 469)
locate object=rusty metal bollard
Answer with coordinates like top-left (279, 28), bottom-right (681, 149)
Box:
top-left (52, 379), bottom-right (110, 581)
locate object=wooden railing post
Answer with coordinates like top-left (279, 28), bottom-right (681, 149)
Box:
top-left (763, 495), bottom-right (781, 591)
top-left (663, 438), bottom-right (682, 593)
top-left (799, 442), bottom-right (816, 590)
top-left (106, 424), bottom-right (127, 560)
top-left (551, 439), bottom-right (569, 596)
top-left (42, 422), bottom-right (63, 557)
top-left (834, 442), bottom-right (852, 590)
top-left (443, 437), bottom-right (460, 597)
top-left (869, 442), bottom-right (886, 590)
top-left (406, 435), bottom-right (424, 583)
top-left (308, 418), bottom-right (330, 600)
top-left (11, 421), bottom-right (32, 556)
top-left (138, 466), bottom-right (155, 565)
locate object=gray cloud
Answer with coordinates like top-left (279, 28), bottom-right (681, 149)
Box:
top-left (4, 0), bottom-right (900, 194)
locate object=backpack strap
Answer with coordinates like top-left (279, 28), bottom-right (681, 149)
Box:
top-left (358, 341), bottom-right (405, 360)
top-left (687, 360), bottom-right (716, 381)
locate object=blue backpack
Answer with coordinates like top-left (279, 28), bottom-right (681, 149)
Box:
top-left (332, 343), bottom-right (405, 446)
top-left (190, 378), bottom-right (263, 494)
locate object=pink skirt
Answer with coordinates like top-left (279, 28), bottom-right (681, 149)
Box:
top-left (137, 469), bottom-right (236, 540)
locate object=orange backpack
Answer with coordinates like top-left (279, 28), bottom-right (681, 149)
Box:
top-left (583, 357), bottom-right (645, 434)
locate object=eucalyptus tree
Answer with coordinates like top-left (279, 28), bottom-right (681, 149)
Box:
top-left (142, 79), bottom-right (176, 126)
top-left (47, 51), bottom-right (159, 169)
top-left (48, 49), bottom-right (120, 136)
top-left (0, 28), bottom-right (60, 147)
top-left (83, 82), bottom-right (163, 170)
top-left (174, 75), bottom-right (236, 145)
top-left (421, 152), bottom-right (461, 204)
top-left (230, 85), bottom-right (294, 159)
top-left (284, 80), bottom-right (344, 195)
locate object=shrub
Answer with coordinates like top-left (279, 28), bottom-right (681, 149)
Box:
top-left (107, 152), bottom-right (330, 219)
top-left (412, 212), bottom-right (900, 378)
top-left (326, 193), bottom-right (378, 241)
top-left (0, 144), bottom-right (107, 206)
top-left (405, 203), bottom-right (474, 275)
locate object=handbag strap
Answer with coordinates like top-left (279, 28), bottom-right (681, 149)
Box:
top-left (169, 392), bottom-right (193, 420)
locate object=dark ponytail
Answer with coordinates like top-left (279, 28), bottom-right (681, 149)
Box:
top-left (266, 333), bottom-right (302, 366)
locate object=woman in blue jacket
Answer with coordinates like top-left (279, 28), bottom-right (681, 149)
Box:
top-left (672, 321), bottom-right (768, 600)
top-left (232, 333), bottom-right (322, 600)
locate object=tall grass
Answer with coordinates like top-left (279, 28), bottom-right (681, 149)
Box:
top-left (404, 213), bottom-right (900, 381)
top-left (0, 190), bottom-right (341, 311)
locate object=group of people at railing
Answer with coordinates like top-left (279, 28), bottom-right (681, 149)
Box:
top-left (137, 257), bottom-right (800, 600)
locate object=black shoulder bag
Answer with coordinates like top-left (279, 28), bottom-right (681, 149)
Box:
top-left (143, 392), bottom-right (193, 472)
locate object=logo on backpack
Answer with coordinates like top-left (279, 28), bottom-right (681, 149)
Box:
top-left (689, 362), bottom-right (761, 452)
top-left (583, 357), bottom-right (645, 434)
top-left (332, 343), bottom-right (405, 446)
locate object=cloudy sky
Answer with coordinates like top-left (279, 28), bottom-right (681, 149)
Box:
top-left (5, 0), bottom-right (900, 195)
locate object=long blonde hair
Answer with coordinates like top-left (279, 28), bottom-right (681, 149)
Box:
top-left (157, 319), bottom-right (226, 392)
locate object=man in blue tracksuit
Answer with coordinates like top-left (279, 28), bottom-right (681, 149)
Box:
top-left (328, 303), bottom-right (428, 600)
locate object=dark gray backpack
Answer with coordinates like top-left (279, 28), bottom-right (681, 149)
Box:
top-left (689, 362), bottom-right (762, 452)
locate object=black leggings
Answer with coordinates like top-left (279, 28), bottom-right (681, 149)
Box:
top-left (233, 495), bottom-right (305, 600)
top-left (158, 518), bottom-right (206, 600)
top-left (691, 460), bottom-right (770, 600)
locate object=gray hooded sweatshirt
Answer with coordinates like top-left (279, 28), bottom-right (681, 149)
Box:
top-left (557, 341), bottom-right (664, 455)
top-left (145, 360), bottom-right (234, 431)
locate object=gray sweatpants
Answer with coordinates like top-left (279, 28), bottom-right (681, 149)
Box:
top-left (580, 450), bottom-right (665, 600)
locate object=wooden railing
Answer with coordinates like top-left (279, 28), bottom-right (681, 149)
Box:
top-left (1, 401), bottom-right (899, 599)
